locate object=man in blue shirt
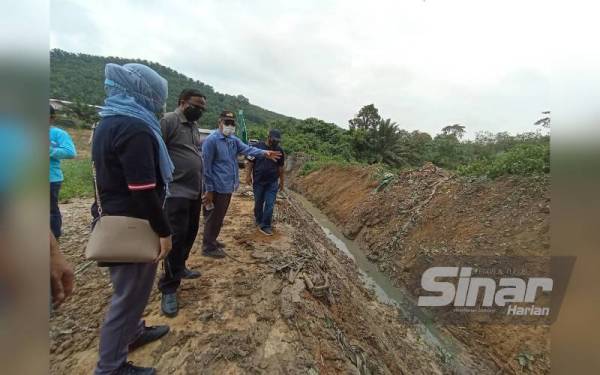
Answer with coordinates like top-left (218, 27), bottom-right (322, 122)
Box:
top-left (201, 111), bottom-right (281, 258)
top-left (49, 105), bottom-right (76, 238)
top-left (245, 129), bottom-right (285, 236)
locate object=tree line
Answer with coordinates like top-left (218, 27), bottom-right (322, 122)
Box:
top-left (247, 103), bottom-right (549, 178)
top-left (51, 49), bottom-right (549, 178)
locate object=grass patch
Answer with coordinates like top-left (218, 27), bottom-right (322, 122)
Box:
top-left (299, 156), bottom-right (361, 176)
top-left (60, 158), bottom-right (94, 201)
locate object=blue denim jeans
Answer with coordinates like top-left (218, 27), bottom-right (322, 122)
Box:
top-left (253, 181), bottom-right (279, 230)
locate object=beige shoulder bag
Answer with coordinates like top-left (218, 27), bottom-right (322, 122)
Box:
top-left (84, 160), bottom-right (160, 263)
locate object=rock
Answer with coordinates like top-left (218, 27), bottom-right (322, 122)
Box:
top-left (198, 311), bottom-right (214, 321)
top-left (280, 278), bottom-right (306, 319)
top-left (367, 251), bottom-right (380, 261)
top-left (251, 250), bottom-right (271, 260)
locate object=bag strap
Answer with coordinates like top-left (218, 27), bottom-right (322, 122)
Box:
top-left (90, 125), bottom-right (103, 217)
top-left (92, 161), bottom-right (103, 216)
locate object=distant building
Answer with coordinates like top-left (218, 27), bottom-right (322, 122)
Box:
top-left (49, 98), bottom-right (102, 111)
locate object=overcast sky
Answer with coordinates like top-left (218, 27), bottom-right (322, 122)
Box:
top-left (50, 0), bottom-right (599, 137)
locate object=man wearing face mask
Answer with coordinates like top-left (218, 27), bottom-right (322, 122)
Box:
top-left (157, 89), bottom-right (206, 317)
top-left (201, 111), bottom-right (282, 258)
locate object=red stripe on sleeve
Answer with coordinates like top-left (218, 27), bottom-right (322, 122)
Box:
top-left (128, 182), bottom-right (157, 191)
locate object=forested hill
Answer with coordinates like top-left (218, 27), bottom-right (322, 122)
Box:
top-left (50, 49), bottom-right (293, 127)
top-left (50, 50), bottom-right (549, 179)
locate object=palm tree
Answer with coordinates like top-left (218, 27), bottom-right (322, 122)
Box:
top-left (373, 119), bottom-right (403, 166)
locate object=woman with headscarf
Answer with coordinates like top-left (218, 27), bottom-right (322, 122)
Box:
top-left (92, 63), bottom-right (173, 375)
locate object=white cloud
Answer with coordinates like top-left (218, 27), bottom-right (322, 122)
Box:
top-left (51, 0), bottom-right (600, 137)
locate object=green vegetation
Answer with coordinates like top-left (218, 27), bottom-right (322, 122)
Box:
top-left (250, 104), bottom-right (549, 179)
top-left (51, 49), bottom-right (292, 128)
top-left (51, 50), bottom-right (549, 190)
top-left (60, 158), bottom-right (94, 201)
top-left (300, 157), bottom-right (358, 176)
top-left (245, 117), bottom-right (356, 176)
top-left (457, 143), bottom-right (550, 178)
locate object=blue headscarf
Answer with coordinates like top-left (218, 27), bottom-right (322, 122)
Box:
top-left (99, 63), bottom-right (174, 187)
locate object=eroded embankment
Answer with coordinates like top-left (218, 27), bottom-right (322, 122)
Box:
top-left (292, 162), bottom-right (551, 374)
top-left (50, 188), bottom-right (488, 375)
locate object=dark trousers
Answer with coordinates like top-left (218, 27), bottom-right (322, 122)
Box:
top-left (50, 182), bottom-right (62, 238)
top-left (158, 197), bottom-right (202, 294)
top-left (202, 193), bottom-right (232, 252)
top-left (95, 262), bottom-right (157, 374)
top-left (253, 181), bottom-right (279, 230)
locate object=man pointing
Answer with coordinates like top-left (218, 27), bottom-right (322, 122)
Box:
top-left (201, 111), bottom-right (281, 257)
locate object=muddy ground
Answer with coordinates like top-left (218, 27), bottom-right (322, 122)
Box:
top-left (293, 162), bottom-right (551, 374)
top-left (49, 188), bottom-right (502, 374)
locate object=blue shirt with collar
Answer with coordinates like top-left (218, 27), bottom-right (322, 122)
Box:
top-left (202, 130), bottom-right (266, 193)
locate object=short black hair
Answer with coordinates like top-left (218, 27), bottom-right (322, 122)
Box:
top-left (178, 89), bottom-right (206, 105)
top-left (50, 105), bottom-right (56, 116)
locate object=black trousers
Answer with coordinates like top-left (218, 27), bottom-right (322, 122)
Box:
top-left (202, 193), bottom-right (232, 252)
top-left (50, 182), bottom-right (62, 238)
top-left (158, 197), bottom-right (202, 294)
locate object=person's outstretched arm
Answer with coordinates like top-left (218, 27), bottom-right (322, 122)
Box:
top-left (235, 137), bottom-right (281, 161)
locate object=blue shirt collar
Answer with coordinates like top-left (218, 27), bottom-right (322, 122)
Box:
top-left (215, 131), bottom-right (238, 141)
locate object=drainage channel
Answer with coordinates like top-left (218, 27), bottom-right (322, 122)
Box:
top-left (290, 191), bottom-right (463, 362)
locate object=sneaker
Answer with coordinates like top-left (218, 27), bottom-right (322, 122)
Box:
top-left (115, 362), bottom-right (156, 375)
top-left (161, 293), bottom-right (178, 317)
top-left (216, 240), bottom-right (226, 249)
top-left (202, 248), bottom-right (227, 258)
top-left (182, 268), bottom-right (201, 279)
top-left (129, 325), bottom-right (170, 352)
top-left (259, 227), bottom-right (273, 236)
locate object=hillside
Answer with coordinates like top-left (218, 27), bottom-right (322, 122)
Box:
top-left (50, 50), bottom-right (550, 180)
top-left (50, 49), bottom-right (293, 127)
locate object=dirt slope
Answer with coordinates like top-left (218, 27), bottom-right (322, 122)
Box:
top-left (49, 190), bottom-right (492, 374)
top-left (293, 163), bottom-right (551, 374)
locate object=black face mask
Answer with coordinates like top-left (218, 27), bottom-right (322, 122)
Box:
top-left (270, 140), bottom-right (280, 148)
top-left (183, 105), bottom-right (204, 122)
